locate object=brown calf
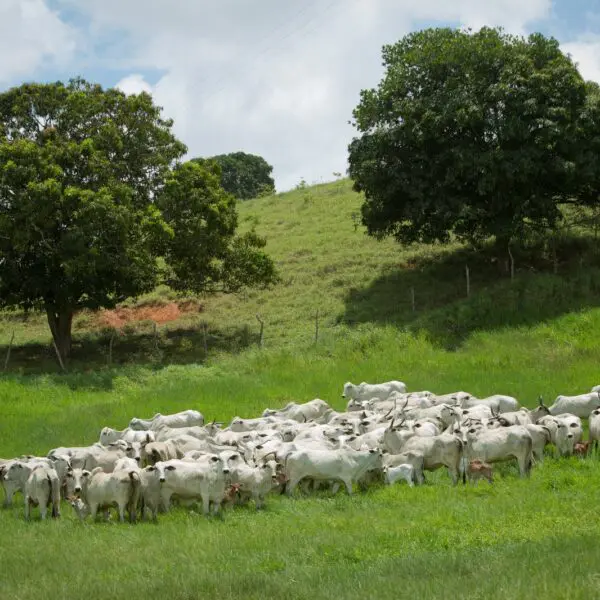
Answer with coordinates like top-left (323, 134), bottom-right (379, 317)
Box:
top-left (574, 441), bottom-right (591, 457)
top-left (467, 459), bottom-right (493, 484)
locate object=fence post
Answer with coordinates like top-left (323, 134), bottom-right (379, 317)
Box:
top-left (314, 309), bottom-right (320, 345)
top-left (202, 322), bottom-right (208, 355)
top-left (3, 330), bottom-right (14, 371)
top-left (108, 330), bottom-right (115, 366)
top-left (256, 314), bottom-right (264, 348)
top-left (508, 245), bottom-right (515, 282)
top-left (465, 265), bottom-right (470, 298)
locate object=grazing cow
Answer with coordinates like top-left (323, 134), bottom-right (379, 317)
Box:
top-left (284, 448), bottom-right (383, 496)
top-left (462, 426), bottom-right (532, 478)
top-left (3, 461), bottom-right (61, 520)
top-left (129, 410), bottom-right (204, 431)
top-left (342, 381), bottom-right (407, 402)
top-left (382, 464), bottom-right (414, 487)
top-left (466, 460), bottom-right (493, 484)
top-left (544, 392), bottom-right (600, 418)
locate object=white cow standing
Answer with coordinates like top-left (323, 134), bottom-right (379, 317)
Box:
top-left (342, 381), bottom-right (407, 402)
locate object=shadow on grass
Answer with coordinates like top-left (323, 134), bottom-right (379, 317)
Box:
top-left (341, 234), bottom-right (600, 349)
top-left (0, 323), bottom-right (259, 389)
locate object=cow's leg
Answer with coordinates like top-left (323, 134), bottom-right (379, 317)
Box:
top-left (331, 481), bottom-right (341, 495)
top-left (343, 479), bottom-right (353, 495)
top-left (39, 498), bottom-right (48, 520)
top-left (285, 477), bottom-right (300, 496)
top-left (448, 466), bottom-right (459, 486)
top-left (118, 502), bottom-right (126, 523)
top-left (24, 496), bottom-right (30, 521)
top-left (202, 494), bottom-right (210, 516)
top-left (89, 503), bottom-right (98, 521)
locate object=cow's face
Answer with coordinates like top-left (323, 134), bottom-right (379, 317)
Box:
top-left (65, 468), bottom-right (90, 495)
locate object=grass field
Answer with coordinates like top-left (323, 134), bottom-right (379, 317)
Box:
top-left (2, 179), bottom-right (600, 598)
top-left (2, 322), bottom-right (600, 599)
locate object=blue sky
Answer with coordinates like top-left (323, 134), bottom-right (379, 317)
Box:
top-left (2, 0), bottom-right (600, 191)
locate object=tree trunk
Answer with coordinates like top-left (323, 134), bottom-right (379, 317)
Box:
top-left (45, 304), bottom-right (73, 363)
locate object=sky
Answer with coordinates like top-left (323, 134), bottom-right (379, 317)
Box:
top-left (1, 0), bottom-right (600, 192)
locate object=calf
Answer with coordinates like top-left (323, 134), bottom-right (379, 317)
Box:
top-left (466, 460), bottom-right (493, 484)
top-left (382, 464), bottom-right (414, 487)
top-left (574, 441), bottom-right (591, 458)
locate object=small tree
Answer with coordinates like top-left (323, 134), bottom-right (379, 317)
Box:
top-left (157, 160), bottom-right (278, 293)
top-left (194, 152), bottom-right (275, 200)
top-left (348, 27), bottom-right (589, 248)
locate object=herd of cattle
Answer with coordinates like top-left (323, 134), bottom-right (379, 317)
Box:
top-left (2, 379), bottom-right (600, 522)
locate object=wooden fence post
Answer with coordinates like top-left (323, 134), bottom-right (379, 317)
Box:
top-left (508, 246), bottom-right (515, 282)
top-left (256, 314), bottom-right (264, 348)
top-left (3, 330), bottom-right (14, 371)
top-left (314, 309), bottom-right (320, 345)
top-left (108, 330), bottom-right (115, 366)
top-left (202, 322), bottom-right (208, 355)
top-left (465, 265), bottom-right (470, 298)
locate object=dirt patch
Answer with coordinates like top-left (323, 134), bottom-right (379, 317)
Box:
top-left (95, 301), bottom-right (201, 329)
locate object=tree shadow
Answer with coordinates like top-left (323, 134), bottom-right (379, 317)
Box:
top-left (0, 323), bottom-right (259, 390)
top-left (340, 234), bottom-right (600, 349)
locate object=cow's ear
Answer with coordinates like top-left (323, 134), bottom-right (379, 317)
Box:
top-left (165, 465), bottom-right (176, 471)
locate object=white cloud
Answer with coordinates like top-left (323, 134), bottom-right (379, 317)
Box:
top-left (562, 37), bottom-right (600, 83)
top-left (116, 74), bottom-right (153, 96)
top-left (54, 0), bottom-right (552, 189)
top-left (0, 0), bottom-right (76, 84)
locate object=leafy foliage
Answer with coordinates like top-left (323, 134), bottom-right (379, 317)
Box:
top-left (158, 160), bottom-right (278, 294)
top-left (348, 27), bottom-right (592, 246)
top-left (0, 79), bottom-right (277, 358)
top-left (195, 151), bottom-right (275, 200)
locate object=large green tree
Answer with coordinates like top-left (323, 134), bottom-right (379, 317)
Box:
top-left (194, 152), bottom-right (275, 200)
top-left (0, 79), bottom-right (277, 361)
top-left (348, 27), bottom-right (590, 247)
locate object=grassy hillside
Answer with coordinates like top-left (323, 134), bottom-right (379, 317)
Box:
top-left (3, 177), bottom-right (600, 371)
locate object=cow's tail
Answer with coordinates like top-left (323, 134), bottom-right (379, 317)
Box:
top-left (128, 471), bottom-right (141, 523)
top-left (49, 474), bottom-right (61, 518)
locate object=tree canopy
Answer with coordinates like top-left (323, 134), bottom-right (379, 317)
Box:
top-left (195, 151), bottom-right (275, 200)
top-left (348, 27), bottom-right (595, 247)
top-left (0, 79), bottom-right (277, 360)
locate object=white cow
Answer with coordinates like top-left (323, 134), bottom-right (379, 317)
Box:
top-left (545, 393), bottom-right (600, 418)
top-left (462, 425), bottom-right (532, 477)
top-left (129, 410), bottom-right (205, 431)
top-left (226, 455), bottom-right (280, 509)
top-left (284, 448), bottom-right (383, 496)
top-left (590, 408), bottom-right (600, 450)
top-left (99, 427), bottom-right (155, 445)
top-left (151, 456), bottom-right (230, 515)
top-left (67, 467), bottom-right (141, 522)
top-left (342, 380), bottom-right (407, 402)
top-left (383, 464), bottom-right (414, 487)
top-left (4, 461), bottom-right (61, 520)
top-left (262, 399), bottom-right (331, 422)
